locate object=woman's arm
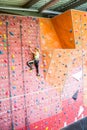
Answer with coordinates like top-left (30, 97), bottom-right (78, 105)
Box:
top-left (30, 47), bottom-right (35, 54)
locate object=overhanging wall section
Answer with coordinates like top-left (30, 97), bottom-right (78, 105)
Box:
top-left (51, 10), bottom-right (75, 49)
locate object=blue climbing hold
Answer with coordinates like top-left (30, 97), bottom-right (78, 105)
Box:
top-left (0, 50), bottom-right (4, 54)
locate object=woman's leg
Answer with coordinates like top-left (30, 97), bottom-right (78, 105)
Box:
top-left (34, 60), bottom-right (39, 75)
top-left (27, 60), bottom-right (34, 70)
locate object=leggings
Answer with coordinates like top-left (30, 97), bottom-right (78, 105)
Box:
top-left (27, 60), bottom-right (39, 74)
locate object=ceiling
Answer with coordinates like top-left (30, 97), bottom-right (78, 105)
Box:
top-left (0, 0), bottom-right (87, 17)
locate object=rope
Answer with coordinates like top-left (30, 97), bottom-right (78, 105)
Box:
top-left (20, 20), bottom-right (30, 130)
top-left (6, 16), bottom-right (14, 130)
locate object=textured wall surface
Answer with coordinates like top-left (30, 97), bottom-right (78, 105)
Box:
top-left (0, 9), bottom-right (87, 130)
top-left (51, 10), bottom-right (75, 49)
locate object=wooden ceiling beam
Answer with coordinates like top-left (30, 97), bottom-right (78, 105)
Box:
top-left (22, 0), bottom-right (40, 8)
top-left (39, 0), bottom-right (59, 12)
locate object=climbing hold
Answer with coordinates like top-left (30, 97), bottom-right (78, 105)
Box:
top-left (4, 43), bottom-right (7, 47)
top-left (0, 31), bottom-right (2, 35)
top-left (2, 39), bottom-right (6, 43)
top-left (29, 41), bottom-right (31, 43)
top-left (6, 91), bottom-right (9, 96)
top-left (36, 99), bottom-right (40, 105)
top-left (72, 90), bottom-right (79, 100)
top-left (4, 59), bottom-right (7, 63)
top-left (44, 107), bottom-right (48, 112)
top-left (76, 41), bottom-right (78, 44)
top-left (43, 60), bottom-right (47, 66)
top-left (40, 22), bottom-right (43, 26)
top-left (43, 69), bottom-right (47, 72)
top-left (84, 14), bottom-right (87, 17)
top-left (35, 126), bottom-right (38, 129)
top-left (48, 53), bottom-right (52, 58)
top-left (72, 70), bottom-right (82, 81)
top-left (12, 59), bottom-right (15, 63)
top-left (3, 34), bottom-right (7, 39)
top-left (40, 64), bottom-right (43, 68)
top-left (0, 21), bottom-right (2, 25)
top-left (70, 38), bottom-right (73, 41)
top-left (12, 86), bottom-right (16, 89)
top-left (43, 54), bottom-right (46, 57)
top-left (64, 122), bottom-right (67, 127)
top-left (4, 47), bottom-right (7, 50)
top-left (12, 54), bottom-right (15, 58)
top-left (48, 70), bottom-right (52, 74)
top-left (0, 50), bottom-right (4, 54)
top-left (11, 66), bottom-right (15, 71)
top-left (42, 35), bottom-right (45, 39)
top-left (7, 110), bottom-right (11, 113)
top-left (6, 21), bottom-right (9, 25)
top-left (46, 127), bottom-right (48, 130)
top-left (9, 32), bottom-right (14, 36)
top-left (70, 29), bottom-right (72, 33)
top-left (78, 106), bottom-right (84, 117)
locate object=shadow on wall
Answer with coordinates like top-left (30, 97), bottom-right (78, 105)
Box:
top-left (61, 117), bottom-right (87, 130)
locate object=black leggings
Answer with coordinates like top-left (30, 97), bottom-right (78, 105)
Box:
top-left (27, 60), bottom-right (39, 74)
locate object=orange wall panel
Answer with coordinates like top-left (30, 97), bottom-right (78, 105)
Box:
top-left (51, 10), bottom-right (75, 49)
top-left (39, 18), bottom-right (62, 50)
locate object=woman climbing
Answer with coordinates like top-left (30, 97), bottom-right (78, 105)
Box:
top-left (27, 46), bottom-right (40, 76)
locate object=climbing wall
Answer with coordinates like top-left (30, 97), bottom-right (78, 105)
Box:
top-left (0, 16), bottom-right (12, 130)
top-left (0, 9), bottom-right (87, 130)
top-left (39, 18), bottom-right (62, 78)
top-left (71, 10), bottom-right (87, 107)
top-left (0, 15), bottom-right (62, 130)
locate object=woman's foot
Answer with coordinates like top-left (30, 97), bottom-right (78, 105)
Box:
top-left (37, 73), bottom-right (40, 76)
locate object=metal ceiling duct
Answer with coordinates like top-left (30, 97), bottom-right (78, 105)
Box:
top-left (0, 6), bottom-right (62, 15)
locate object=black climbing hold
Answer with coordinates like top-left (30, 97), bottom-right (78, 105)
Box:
top-left (72, 90), bottom-right (79, 100)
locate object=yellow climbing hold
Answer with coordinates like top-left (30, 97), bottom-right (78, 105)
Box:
top-left (40, 22), bottom-right (43, 26)
top-left (46, 127), bottom-right (49, 130)
top-left (12, 54), bottom-right (15, 58)
top-left (3, 34), bottom-right (7, 39)
top-left (11, 66), bottom-right (15, 71)
top-left (0, 21), bottom-right (2, 25)
top-left (4, 47), bottom-right (7, 50)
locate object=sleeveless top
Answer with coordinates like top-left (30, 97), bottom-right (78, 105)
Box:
top-left (34, 51), bottom-right (39, 60)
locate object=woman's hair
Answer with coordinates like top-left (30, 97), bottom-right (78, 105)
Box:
top-left (35, 47), bottom-right (39, 51)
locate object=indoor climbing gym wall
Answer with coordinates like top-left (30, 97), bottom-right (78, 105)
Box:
top-left (0, 9), bottom-right (87, 130)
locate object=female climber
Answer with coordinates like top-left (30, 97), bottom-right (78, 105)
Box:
top-left (27, 47), bottom-right (40, 76)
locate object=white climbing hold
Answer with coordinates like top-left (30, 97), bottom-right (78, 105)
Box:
top-left (78, 106), bottom-right (84, 117)
top-left (72, 70), bottom-right (82, 81)
top-left (64, 122), bottom-right (67, 127)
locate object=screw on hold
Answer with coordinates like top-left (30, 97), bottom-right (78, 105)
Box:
top-left (70, 29), bottom-right (72, 33)
top-left (43, 69), bottom-right (47, 72)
